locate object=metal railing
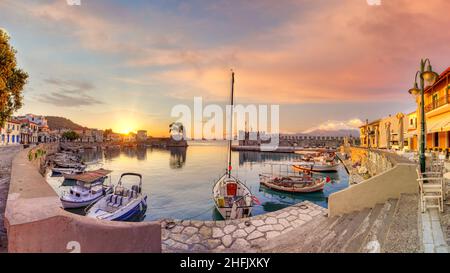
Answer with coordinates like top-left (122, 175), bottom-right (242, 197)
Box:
top-left (425, 94), bottom-right (450, 113)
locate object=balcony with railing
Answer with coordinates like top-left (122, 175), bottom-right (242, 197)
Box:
top-left (424, 94), bottom-right (450, 113)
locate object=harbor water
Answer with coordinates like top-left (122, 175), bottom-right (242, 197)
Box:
top-left (47, 141), bottom-right (349, 221)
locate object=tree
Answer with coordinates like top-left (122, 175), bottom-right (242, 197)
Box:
top-left (0, 29), bottom-right (28, 127)
top-left (62, 130), bottom-right (79, 142)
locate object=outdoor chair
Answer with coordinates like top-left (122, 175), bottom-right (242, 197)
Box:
top-left (416, 168), bottom-right (444, 213)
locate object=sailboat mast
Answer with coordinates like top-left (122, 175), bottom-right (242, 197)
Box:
top-left (228, 70), bottom-right (235, 178)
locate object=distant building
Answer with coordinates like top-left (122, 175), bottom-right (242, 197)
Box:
top-left (106, 133), bottom-right (122, 142)
top-left (238, 130), bottom-right (350, 148)
top-left (136, 130), bottom-right (148, 142)
top-left (360, 113), bottom-right (408, 150)
top-left (0, 119), bottom-right (21, 145)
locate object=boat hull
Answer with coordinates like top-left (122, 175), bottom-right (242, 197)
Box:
top-left (292, 163), bottom-right (338, 173)
top-left (86, 195), bottom-right (148, 221)
top-left (259, 175), bottom-right (326, 193)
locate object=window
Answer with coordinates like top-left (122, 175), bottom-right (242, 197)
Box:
top-left (12, 135), bottom-right (15, 143)
top-left (432, 93), bottom-right (439, 109)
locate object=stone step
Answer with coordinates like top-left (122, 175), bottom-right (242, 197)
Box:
top-left (341, 203), bottom-right (384, 253)
top-left (315, 211), bottom-right (361, 253)
top-left (257, 215), bottom-right (334, 253)
top-left (323, 208), bottom-right (372, 253)
top-left (383, 194), bottom-right (421, 253)
top-left (360, 199), bottom-right (398, 253)
top-left (295, 215), bottom-right (346, 253)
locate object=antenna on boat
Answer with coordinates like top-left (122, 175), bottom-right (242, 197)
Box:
top-left (227, 69), bottom-right (235, 178)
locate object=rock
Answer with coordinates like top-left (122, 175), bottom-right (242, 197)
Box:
top-left (279, 218), bottom-right (291, 228)
top-left (199, 226), bottom-right (212, 238)
top-left (309, 210), bottom-right (322, 217)
top-left (181, 220), bottom-right (191, 226)
top-left (266, 231), bottom-right (281, 239)
top-left (231, 238), bottom-right (250, 249)
top-left (289, 209), bottom-right (299, 216)
top-left (232, 229), bottom-right (247, 238)
top-left (170, 233), bottom-right (190, 242)
top-left (161, 229), bottom-right (169, 240)
top-left (163, 238), bottom-right (176, 247)
top-left (265, 217), bottom-right (278, 225)
top-left (183, 226), bottom-right (198, 236)
top-left (191, 221), bottom-right (204, 228)
top-left (244, 225), bottom-right (256, 234)
top-left (170, 225), bottom-right (184, 233)
top-left (298, 214), bottom-right (313, 221)
top-left (224, 225), bottom-right (237, 234)
top-left (247, 230), bottom-right (264, 240)
top-left (212, 227), bottom-right (225, 238)
top-left (257, 225), bottom-right (273, 232)
top-left (191, 244), bottom-right (208, 252)
top-left (222, 234), bottom-right (233, 247)
top-left (276, 211), bottom-right (290, 218)
top-left (186, 234), bottom-right (201, 244)
top-left (172, 242), bottom-right (189, 251)
top-left (272, 224), bottom-right (284, 231)
top-left (251, 220), bottom-right (265, 227)
top-left (287, 215), bottom-right (297, 222)
top-left (291, 219), bottom-right (305, 228)
top-left (206, 239), bottom-right (221, 249)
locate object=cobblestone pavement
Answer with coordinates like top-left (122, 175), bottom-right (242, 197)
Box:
top-left (0, 145), bottom-right (22, 253)
top-left (161, 201), bottom-right (327, 252)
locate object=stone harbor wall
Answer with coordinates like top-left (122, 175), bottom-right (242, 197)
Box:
top-left (161, 201), bottom-right (327, 253)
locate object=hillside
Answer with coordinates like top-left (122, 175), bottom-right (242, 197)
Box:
top-left (46, 116), bottom-right (86, 130)
top-left (303, 129), bottom-right (359, 137)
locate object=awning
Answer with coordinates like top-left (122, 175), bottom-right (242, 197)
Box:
top-left (426, 119), bottom-right (450, 133)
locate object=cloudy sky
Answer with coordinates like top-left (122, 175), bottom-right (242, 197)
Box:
top-left (2, 0), bottom-right (450, 136)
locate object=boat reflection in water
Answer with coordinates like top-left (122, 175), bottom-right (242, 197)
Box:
top-left (168, 147), bottom-right (186, 169)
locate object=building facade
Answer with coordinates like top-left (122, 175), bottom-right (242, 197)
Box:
top-left (0, 119), bottom-right (21, 145)
top-left (417, 67), bottom-right (450, 151)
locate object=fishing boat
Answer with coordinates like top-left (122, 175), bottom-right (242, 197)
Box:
top-left (60, 169), bottom-right (113, 209)
top-left (259, 173), bottom-right (330, 193)
top-left (212, 70), bottom-right (256, 220)
top-left (85, 173), bottom-right (147, 221)
top-left (52, 165), bottom-right (86, 176)
top-left (292, 161), bottom-right (338, 172)
top-left (292, 154), bottom-right (339, 173)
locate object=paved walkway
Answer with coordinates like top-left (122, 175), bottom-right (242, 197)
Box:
top-left (0, 145), bottom-right (22, 253)
top-left (421, 208), bottom-right (449, 253)
top-left (161, 201), bottom-right (327, 252)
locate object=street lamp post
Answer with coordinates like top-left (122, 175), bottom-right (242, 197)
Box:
top-left (408, 59), bottom-right (439, 173)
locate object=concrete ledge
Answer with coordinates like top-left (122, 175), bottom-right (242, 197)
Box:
top-left (328, 163), bottom-right (418, 217)
top-left (5, 145), bottom-right (161, 253)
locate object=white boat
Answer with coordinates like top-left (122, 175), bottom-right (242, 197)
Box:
top-left (212, 71), bottom-right (255, 220)
top-left (85, 173), bottom-right (147, 221)
top-left (213, 174), bottom-right (254, 220)
top-left (292, 162), bottom-right (339, 172)
top-left (52, 165), bottom-right (86, 176)
top-left (60, 169), bottom-right (113, 209)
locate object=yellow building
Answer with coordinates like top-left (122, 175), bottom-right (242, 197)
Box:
top-left (405, 111), bottom-right (418, 151)
top-left (359, 119), bottom-right (381, 148)
top-left (416, 67), bottom-right (450, 152)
